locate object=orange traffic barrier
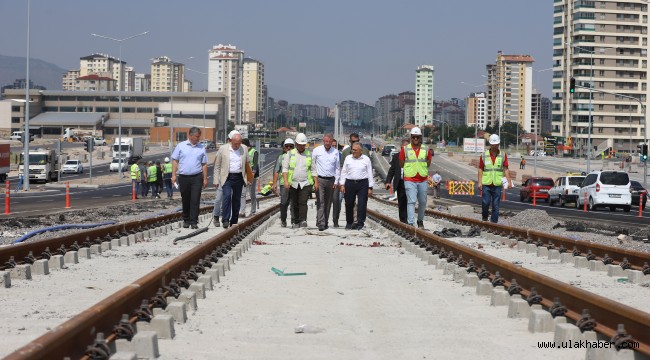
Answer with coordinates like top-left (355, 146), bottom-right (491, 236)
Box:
top-left (132, 181), bottom-right (137, 202)
top-left (65, 181), bottom-right (71, 209)
top-left (638, 192), bottom-right (646, 218)
top-left (4, 181), bottom-right (10, 215)
top-left (583, 193), bottom-right (588, 212)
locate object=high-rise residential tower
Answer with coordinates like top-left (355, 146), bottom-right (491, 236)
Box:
top-left (485, 52), bottom-right (535, 132)
top-left (553, 0), bottom-right (648, 154)
top-left (466, 92), bottom-right (487, 130)
top-left (242, 58), bottom-right (265, 125)
top-left (414, 65), bottom-right (434, 127)
top-left (208, 44), bottom-right (245, 123)
top-left (150, 56), bottom-right (186, 92)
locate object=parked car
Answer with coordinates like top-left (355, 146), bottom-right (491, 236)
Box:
top-left (576, 171), bottom-right (631, 212)
top-left (630, 180), bottom-right (647, 209)
top-left (382, 144), bottom-right (396, 156)
top-left (62, 160), bottom-right (83, 174)
top-left (93, 137), bottom-right (107, 146)
top-left (200, 140), bottom-right (216, 150)
top-left (519, 177), bottom-right (554, 203)
top-left (109, 158), bottom-right (128, 172)
top-left (548, 175), bottom-right (585, 207)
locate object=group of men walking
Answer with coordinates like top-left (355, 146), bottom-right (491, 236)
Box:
top-left (140, 124), bottom-right (514, 234)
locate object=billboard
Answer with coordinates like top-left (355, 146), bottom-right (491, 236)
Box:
top-left (463, 138), bottom-right (485, 152)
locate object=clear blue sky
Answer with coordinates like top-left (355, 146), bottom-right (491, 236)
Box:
top-left (0, 0), bottom-right (553, 106)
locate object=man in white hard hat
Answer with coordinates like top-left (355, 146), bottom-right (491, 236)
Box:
top-left (273, 138), bottom-right (295, 227)
top-left (399, 127), bottom-right (433, 229)
top-left (162, 157), bottom-right (174, 199)
top-left (478, 134), bottom-right (513, 223)
top-left (283, 133), bottom-right (314, 228)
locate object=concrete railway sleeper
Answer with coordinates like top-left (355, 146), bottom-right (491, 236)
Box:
top-left (4, 204), bottom-right (279, 360)
top-left (368, 208), bottom-right (650, 357)
top-left (371, 195), bottom-right (650, 274)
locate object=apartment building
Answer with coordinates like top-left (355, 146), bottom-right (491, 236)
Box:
top-left (485, 51), bottom-right (535, 133)
top-left (242, 58), bottom-right (265, 124)
top-left (414, 65), bottom-right (434, 128)
top-left (150, 56), bottom-right (186, 93)
top-left (80, 53), bottom-right (127, 91)
top-left (134, 73), bottom-right (151, 92)
top-left (553, 0), bottom-right (648, 154)
top-left (466, 92), bottom-right (487, 130)
top-left (208, 44), bottom-right (244, 123)
top-left (62, 70), bottom-right (80, 91)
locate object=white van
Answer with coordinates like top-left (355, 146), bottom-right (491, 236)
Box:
top-left (577, 171), bottom-right (631, 212)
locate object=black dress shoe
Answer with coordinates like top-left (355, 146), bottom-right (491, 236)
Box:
top-left (350, 223), bottom-right (359, 230)
top-left (214, 216), bottom-right (219, 224)
top-left (345, 224), bottom-right (353, 230)
top-left (191, 224), bottom-right (198, 229)
top-left (318, 226), bottom-right (325, 231)
top-left (223, 222), bottom-right (230, 228)
top-left (333, 222), bottom-right (339, 228)
top-left (183, 222), bottom-right (190, 228)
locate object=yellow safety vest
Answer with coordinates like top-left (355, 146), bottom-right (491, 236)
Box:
top-left (287, 149), bottom-right (313, 185)
top-left (481, 150), bottom-right (504, 186)
top-left (163, 163), bottom-right (172, 174)
top-left (147, 165), bottom-right (157, 182)
top-left (403, 144), bottom-right (429, 178)
top-left (248, 148), bottom-right (257, 167)
top-left (130, 163), bottom-right (140, 180)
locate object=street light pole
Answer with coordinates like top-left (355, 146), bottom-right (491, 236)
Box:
top-left (22, 0), bottom-right (31, 190)
top-left (91, 30), bottom-right (149, 179)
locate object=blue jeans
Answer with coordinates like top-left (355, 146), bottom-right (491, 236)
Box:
top-left (164, 177), bottom-right (173, 198)
top-left (221, 173), bottom-right (244, 224)
top-left (404, 181), bottom-right (428, 225)
top-left (481, 185), bottom-right (502, 223)
top-left (213, 187), bottom-right (223, 217)
top-left (131, 179), bottom-right (140, 197)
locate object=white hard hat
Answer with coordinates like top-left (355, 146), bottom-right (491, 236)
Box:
top-left (284, 138), bottom-right (295, 146)
top-left (489, 134), bottom-right (500, 145)
top-left (410, 127), bottom-right (422, 136)
top-left (164, 157), bottom-right (170, 163)
top-left (228, 130), bottom-right (240, 140)
top-left (295, 133), bottom-right (308, 145)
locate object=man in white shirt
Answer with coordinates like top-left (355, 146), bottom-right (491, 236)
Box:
top-left (312, 134), bottom-right (340, 231)
top-left (339, 142), bottom-right (374, 230)
top-left (431, 170), bottom-right (442, 199)
top-left (213, 133), bottom-right (249, 228)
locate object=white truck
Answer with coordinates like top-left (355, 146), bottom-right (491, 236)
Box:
top-left (18, 148), bottom-right (58, 183)
top-left (112, 137), bottom-right (144, 163)
top-left (63, 128), bottom-right (99, 142)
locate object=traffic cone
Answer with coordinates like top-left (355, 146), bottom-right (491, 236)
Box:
top-left (65, 181), bottom-right (71, 209)
top-left (638, 192), bottom-right (646, 218)
top-left (533, 188), bottom-right (536, 206)
top-left (132, 181), bottom-right (136, 202)
top-left (502, 188), bottom-right (506, 202)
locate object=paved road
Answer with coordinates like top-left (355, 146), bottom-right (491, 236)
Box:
top-left (374, 152), bottom-right (650, 228)
top-left (1, 148), bottom-right (281, 216)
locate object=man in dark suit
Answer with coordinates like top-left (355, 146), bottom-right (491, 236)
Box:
top-left (384, 139), bottom-right (409, 223)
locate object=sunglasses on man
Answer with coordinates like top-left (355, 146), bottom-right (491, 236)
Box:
top-left (411, 136), bottom-right (422, 139)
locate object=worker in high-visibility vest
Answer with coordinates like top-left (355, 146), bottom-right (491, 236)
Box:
top-left (163, 157), bottom-right (174, 198)
top-left (477, 134), bottom-right (513, 223)
top-left (130, 158), bottom-right (141, 199)
top-left (283, 133), bottom-right (313, 228)
top-left (399, 127), bottom-right (433, 229)
top-left (240, 138), bottom-right (259, 217)
top-left (147, 161), bottom-right (159, 199)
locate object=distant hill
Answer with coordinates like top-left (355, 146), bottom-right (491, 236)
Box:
top-left (0, 54), bottom-right (66, 91)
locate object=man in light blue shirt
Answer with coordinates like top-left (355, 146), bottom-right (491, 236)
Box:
top-left (171, 127), bottom-right (208, 229)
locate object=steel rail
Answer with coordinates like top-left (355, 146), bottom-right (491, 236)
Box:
top-left (371, 196), bottom-right (650, 272)
top-left (0, 196), bottom-right (277, 272)
top-left (368, 208), bottom-right (650, 356)
top-left (5, 204), bottom-right (279, 360)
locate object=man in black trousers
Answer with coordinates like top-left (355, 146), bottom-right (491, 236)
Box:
top-left (385, 139), bottom-right (409, 223)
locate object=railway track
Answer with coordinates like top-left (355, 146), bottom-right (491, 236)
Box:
top-left (372, 196), bottom-right (650, 273)
top-left (2, 196), bottom-right (649, 358)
